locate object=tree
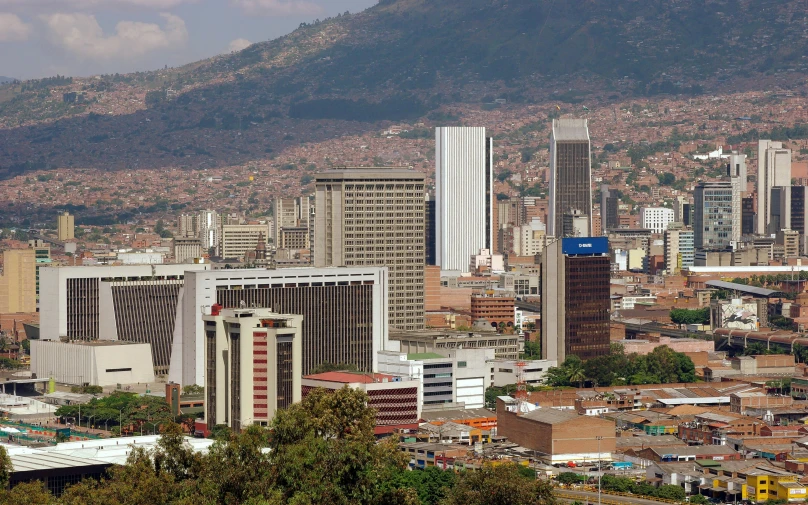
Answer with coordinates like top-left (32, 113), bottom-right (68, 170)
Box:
top-left (689, 493), bottom-right (710, 504)
top-left (0, 446), bottom-right (11, 490)
top-left (522, 340), bottom-right (540, 359)
top-left (656, 484), bottom-right (686, 501)
top-left (308, 362), bottom-right (359, 374)
top-left (153, 422), bottom-right (201, 482)
top-left (182, 384), bottom-right (203, 396)
top-left (387, 466), bottom-right (456, 505)
top-left (557, 472), bottom-right (585, 485)
top-left (0, 481), bottom-right (54, 504)
top-left (670, 308), bottom-right (710, 325)
top-left (440, 463), bottom-right (555, 505)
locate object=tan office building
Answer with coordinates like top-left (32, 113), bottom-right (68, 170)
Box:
top-left (203, 307), bottom-right (302, 432)
top-left (0, 249), bottom-right (37, 313)
top-left (57, 212), bottom-right (75, 241)
top-left (219, 224), bottom-right (270, 259)
top-left (315, 168), bottom-right (426, 330)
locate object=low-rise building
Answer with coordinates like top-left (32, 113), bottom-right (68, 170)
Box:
top-left (731, 392), bottom-right (793, 415)
top-left (302, 371), bottom-right (420, 436)
top-left (496, 396), bottom-right (616, 464)
top-left (31, 340), bottom-right (155, 387)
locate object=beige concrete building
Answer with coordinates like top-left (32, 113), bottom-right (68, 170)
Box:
top-left (314, 168), bottom-right (426, 330)
top-left (0, 249), bottom-right (36, 313)
top-left (203, 307), bottom-right (302, 432)
top-left (57, 212), bottom-right (74, 241)
top-left (219, 223), bottom-right (270, 259)
top-left (173, 237), bottom-right (203, 263)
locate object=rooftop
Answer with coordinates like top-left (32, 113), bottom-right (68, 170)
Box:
top-left (553, 118), bottom-right (590, 142)
top-left (303, 371), bottom-right (397, 384)
top-left (705, 280), bottom-right (785, 298)
top-left (521, 408), bottom-right (582, 425)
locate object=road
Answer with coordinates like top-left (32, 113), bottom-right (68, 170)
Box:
top-left (554, 489), bottom-right (677, 505)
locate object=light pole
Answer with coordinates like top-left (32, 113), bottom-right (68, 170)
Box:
top-left (119, 409), bottom-right (123, 436)
top-left (595, 436), bottom-right (603, 505)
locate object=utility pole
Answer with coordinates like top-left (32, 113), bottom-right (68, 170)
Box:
top-left (596, 435), bottom-right (603, 505)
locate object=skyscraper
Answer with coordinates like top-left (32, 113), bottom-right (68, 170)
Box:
top-left (694, 181), bottom-right (740, 250)
top-left (600, 184), bottom-right (619, 235)
top-left (198, 210), bottom-right (221, 252)
top-left (314, 168), bottom-right (425, 330)
top-left (541, 237), bottom-right (610, 362)
top-left (435, 127), bottom-right (493, 272)
top-left (757, 140), bottom-right (792, 235)
top-left (57, 212), bottom-right (75, 242)
top-left (0, 249), bottom-right (36, 314)
top-left (549, 119), bottom-right (592, 237)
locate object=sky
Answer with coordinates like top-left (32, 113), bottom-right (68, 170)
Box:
top-left (0, 0), bottom-right (378, 80)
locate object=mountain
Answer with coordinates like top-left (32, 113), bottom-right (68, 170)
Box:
top-left (0, 77), bottom-right (15, 85)
top-left (1, 0), bottom-right (808, 175)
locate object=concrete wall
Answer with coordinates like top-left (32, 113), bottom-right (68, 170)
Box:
top-left (31, 340), bottom-right (155, 386)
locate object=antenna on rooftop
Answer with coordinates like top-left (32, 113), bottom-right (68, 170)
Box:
top-left (515, 360), bottom-right (527, 413)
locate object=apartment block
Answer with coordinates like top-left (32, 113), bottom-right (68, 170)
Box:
top-left (220, 224), bottom-right (271, 260)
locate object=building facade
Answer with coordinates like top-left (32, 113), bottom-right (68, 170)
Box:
top-left (694, 181), bottom-right (740, 250)
top-left (203, 308), bottom-right (302, 432)
top-left (757, 140), bottom-right (792, 235)
top-left (470, 294), bottom-right (515, 329)
top-left (173, 237), bottom-right (202, 263)
top-left (302, 371), bottom-right (420, 435)
top-left (549, 119), bottom-right (592, 237)
top-left (435, 127), bottom-right (494, 272)
top-left (57, 212), bottom-right (75, 242)
top-left (0, 249), bottom-right (36, 314)
top-left (314, 168), bottom-right (425, 330)
top-left (31, 340), bottom-right (155, 386)
top-left (600, 184), bottom-right (619, 235)
top-left (541, 237), bottom-right (611, 362)
top-left (664, 227), bottom-right (695, 274)
top-left (198, 210), bottom-right (221, 252)
top-left (176, 267), bottom-right (390, 386)
top-left (640, 207), bottom-right (674, 234)
top-left (220, 224), bottom-right (271, 260)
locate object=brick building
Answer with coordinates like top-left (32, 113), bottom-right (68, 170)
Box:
top-left (471, 294), bottom-right (515, 329)
top-left (302, 371), bottom-right (420, 435)
top-left (496, 397), bottom-right (615, 464)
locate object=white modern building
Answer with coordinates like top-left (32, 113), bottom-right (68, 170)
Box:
top-left (489, 359), bottom-right (557, 387)
top-left (435, 127), bottom-right (494, 272)
top-left (219, 223), bottom-right (271, 259)
top-left (198, 210), bottom-right (221, 252)
top-left (640, 207), bottom-right (674, 234)
top-left (38, 264), bottom-right (211, 375)
top-left (513, 217), bottom-right (547, 256)
top-left (377, 347), bottom-right (492, 411)
top-left (174, 267), bottom-right (391, 386)
top-left (757, 140), bottom-right (792, 235)
top-left (31, 340), bottom-right (155, 386)
top-left (549, 119), bottom-right (592, 237)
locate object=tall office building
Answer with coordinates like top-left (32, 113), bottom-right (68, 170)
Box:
top-left (770, 185), bottom-right (808, 236)
top-left (435, 127), bottom-right (493, 272)
top-left (38, 264), bottom-right (211, 375)
top-left (57, 212), bottom-right (75, 241)
top-left (694, 181), bottom-right (741, 250)
top-left (757, 140), bottom-right (792, 235)
top-left (314, 168), bottom-right (425, 330)
top-left (425, 194), bottom-right (436, 266)
top-left (600, 184), bottom-right (619, 235)
top-left (640, 207), bottom-right (674, 234)
top-left (274, 197), bottom-right (311, 245)
top-left (549, 119), bottom-right (592, 237)
top-left (742, 196), bottom-right (756, 235)
top-left (664, 227), bottom-right (694, 274)
top-left (176, 267), bottom-right (390, 386)
top-left (728, 151), bottom-right (748, 194)
top-left (220, 223), bottom-right (271, 259)
top-left (203, 307), bottom-right (302, 432)
top-left (198, 210), bottom-right (221, 252)
top-left (0, 249), bottom-right (36, 314)
top-left (541, 237), bottom-right (610, 362)
top-left (178, 214), bottom-right (198, 239)
top-left (28, 240), bottom-right (51, 302)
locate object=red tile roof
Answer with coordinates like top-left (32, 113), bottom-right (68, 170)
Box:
top-left (304, 372), bottom-right (394, 384)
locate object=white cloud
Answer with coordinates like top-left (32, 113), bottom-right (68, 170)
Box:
top-left (0, 0), bottom-right (195, 8)
top-left (227, 38), bottom-right (251, 53)
top-left (0, 12), bottom-right (32, 41)
top-left (230, 0), bottom-right (322, 16)
top-left (42, 12), bottom-right (188, 60)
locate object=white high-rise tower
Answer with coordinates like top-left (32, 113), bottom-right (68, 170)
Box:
top-left (435, 127), bottom-right (493, 272)
top-left (757, 140), bottom-right (792, 235)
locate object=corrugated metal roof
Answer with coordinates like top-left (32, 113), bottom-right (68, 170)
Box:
top-left (705, 280), bottom-right (784, 297)
top-left (10, 452), bottom-right (106, 472)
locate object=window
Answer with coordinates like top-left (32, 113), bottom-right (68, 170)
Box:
top-left (457, 361), bottom-right (467, 368)
top-left (105, 367), bottom-right (132, 373)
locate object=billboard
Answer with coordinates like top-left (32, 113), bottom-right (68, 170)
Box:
top-left (716, 301), bottom-right (760, 331)
top-left (561, 237), bottom-right (609, 255)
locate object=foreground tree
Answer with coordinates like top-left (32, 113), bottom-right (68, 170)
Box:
top-left (440, 464), bottom-right (555, 505)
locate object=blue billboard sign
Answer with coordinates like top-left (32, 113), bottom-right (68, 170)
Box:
top-left (561, 237), bottom-right (608, 255)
